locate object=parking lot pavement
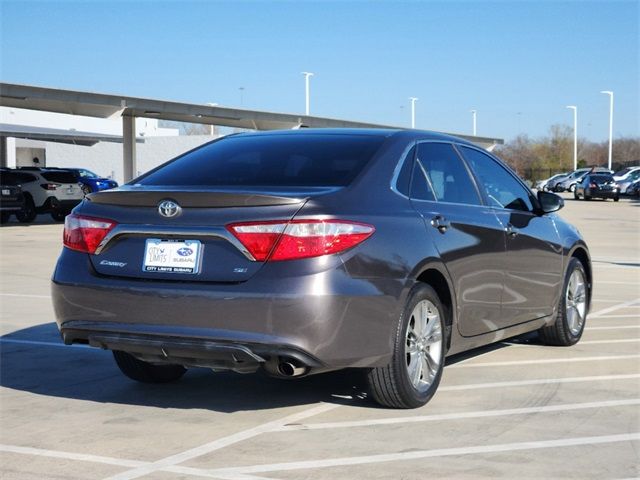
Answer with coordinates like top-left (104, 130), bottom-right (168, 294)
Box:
top-left (1, 195), bottom-right (639, 480)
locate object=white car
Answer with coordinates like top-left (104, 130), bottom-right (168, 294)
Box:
top-left (613, 166), bottom-right (640, 182)
top-left (615, 169), bottom-right (640, 194)
top-left (12, 168), bottom-right (84, 222)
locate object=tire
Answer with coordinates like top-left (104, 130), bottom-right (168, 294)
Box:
top-left (614, 196), bottom-right (620, 202)
top-left (81, 184), bottom-right (92, 196)
top-left (538, 257), bottom-right (588, 346)
top-left (16, 196), bottom-right (36, 223)
top-left (584, 195), bottom-right (591, 201)
top-left (569, 184), bottom-right (576, 192)
top-left (367, 284), bottom-right (446, 409)
top-left (112, 350), bottom-right (187, 383)
top-left (51, 211), bottom-right (68, 222)
top-left (573, 191), bottom-right (579, 200)
top-left (0, 212), bottom-right (10, 224)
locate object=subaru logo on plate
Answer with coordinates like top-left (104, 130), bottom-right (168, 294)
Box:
top-left (158, 199), bottom-right (181, 218)
top-left (176, 247), bottom-right (193, 257)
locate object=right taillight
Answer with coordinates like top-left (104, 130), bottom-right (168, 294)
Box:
top-left (63, 214), bottom-right (117, 254)
top-left (227, 219), bottom-right (375, 262)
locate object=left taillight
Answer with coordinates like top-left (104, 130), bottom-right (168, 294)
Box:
top-left (227, 219), bottom-right (375, 262)
top-left (63, 214), bottom-right (117, 254)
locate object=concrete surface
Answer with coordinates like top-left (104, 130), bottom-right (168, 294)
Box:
top-left (1, 193), bottom-right (638, 480)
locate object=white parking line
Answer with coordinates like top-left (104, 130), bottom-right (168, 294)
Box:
top-left (0, 293), bottom-right (51, 299)
top-left (439, 373), bottom-right (640, 392)
top-left (503, 338), bottom-right (640, 347)
top-left (103, 403), bottom-right (341, 480)
top-left (207, 432), bottom-right (640, 475)
top-left (590, 298), bottom-right (640, 318)
top-left (448, 353), bottom-right (640, 369)
top-left (593, 314), bottom-right (640, 319)
top-left (0, 444), bottom-right (273, 480)
top-left (0, 444), bottom-right (145, 468)
top-left (587, 325), bottom-right (640, 330)
top-left (273, 398), bottom-right (640, 432)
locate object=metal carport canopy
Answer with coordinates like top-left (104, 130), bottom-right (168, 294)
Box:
top-left (0, 82), bottom-right (503, 180)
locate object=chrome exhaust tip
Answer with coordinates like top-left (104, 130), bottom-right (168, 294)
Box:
top-left (277, 361), bottom-right (307, 377)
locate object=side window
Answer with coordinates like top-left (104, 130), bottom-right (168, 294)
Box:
top-left (394, 146), bottom-right (415, 196)
top-left (410, 160), bottom-right (435, 201)
top-left (459, 146), bottom-right (534, 212)
top-left (416, 143), bottom-right (481, 205)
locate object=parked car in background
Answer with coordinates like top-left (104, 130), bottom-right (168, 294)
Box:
top-left (613, 166), bottom-right (640, 182)
top-left (555, 167), bottom-right (613, 192)
top-left (0, 169), bottom-right (26, 224)
top-left (53, 129), bottom-right (592, 409)
top-left (627, 179), bottom-right (640, 197)
top-left (574, 173), bottom-right (620, 201)
top-left (615, 169), bottom-right (640, 195)
top-left (50, 168), bottom-right (118, 194)
top-left (534, 173), bottom-right (568, 191)
top-left (14, 168), bottom-right (84, 222)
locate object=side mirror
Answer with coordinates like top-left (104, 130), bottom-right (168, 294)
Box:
top-left (537, 191), bottom-right (564, 214)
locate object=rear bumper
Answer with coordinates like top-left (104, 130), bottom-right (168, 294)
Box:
top-left (586, 189), bottom-right (618, 198)
top-left (38, 197), bottom-right (82, 213)
top-left (52, 249), bottom-right (403, 370)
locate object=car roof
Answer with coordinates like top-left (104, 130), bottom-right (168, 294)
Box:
top-left (229, 128), bottom-right (479, 147)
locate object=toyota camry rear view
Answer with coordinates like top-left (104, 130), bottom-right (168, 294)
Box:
top-left (52, 129), bottom-right (591, 408)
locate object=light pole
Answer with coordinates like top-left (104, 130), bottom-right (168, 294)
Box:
top-left (600, 90), bottom-right (614, 170)
top-left (566, 105), bottom-right (577, 171)
top-left (302, 72), bottom-right (314, 115)
top-left (409, 97), bottom-right (418, 128)
top-left (470, 110), bottom-right (477, 136)
top-left (206, 102), bottom-right (218, 136)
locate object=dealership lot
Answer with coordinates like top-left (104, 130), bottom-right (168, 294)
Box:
top-left (1, 194), bottom-right (639, 480)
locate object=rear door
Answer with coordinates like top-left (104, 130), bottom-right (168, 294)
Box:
top-left (409, 142), bottom-right (507, 337)
top-left (458, 145), bottom-right (563, 326)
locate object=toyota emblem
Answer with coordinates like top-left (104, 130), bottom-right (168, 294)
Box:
top-left (158, 200), bottom-right (182, 218)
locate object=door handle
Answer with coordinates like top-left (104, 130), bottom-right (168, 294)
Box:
top-left (505, 223), bottom-right (519, 238)
top-left (431, 215), bottom-right (450, 233)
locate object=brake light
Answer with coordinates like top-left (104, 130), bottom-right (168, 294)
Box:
top-left (63, 214), bottom-right (117, 254)
top-left (40, 183), bottom-right (60, 190)
top-left (227, 219), bottom-right (375, 262)
top-left (590, 183), bottom-right (597, 188)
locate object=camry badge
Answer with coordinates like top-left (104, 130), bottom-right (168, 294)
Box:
top-left (158, 199), bottom-right (182, 218)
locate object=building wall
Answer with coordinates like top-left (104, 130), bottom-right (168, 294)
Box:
top-left (44, 135), bottom-right (216, 184)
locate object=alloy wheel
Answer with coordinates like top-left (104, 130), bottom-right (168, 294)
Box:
top-left (405, 300), bottom-right (443, 392)
top-left (566, 269), bottom-right (587, 335)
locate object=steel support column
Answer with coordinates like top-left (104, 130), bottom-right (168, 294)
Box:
top-left (0, 137), bottom-right (7, 168)
top-left (122, 114), bottom-right (137, 182)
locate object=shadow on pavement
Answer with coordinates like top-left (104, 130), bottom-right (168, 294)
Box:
top-left (0, 322), bottom-right (373, 412)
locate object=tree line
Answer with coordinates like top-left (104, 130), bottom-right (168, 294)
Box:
top-left (494, 125), bottom-right (640, 181)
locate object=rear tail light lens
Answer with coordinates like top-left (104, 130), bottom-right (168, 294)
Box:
top-left (63, 214), bottom-right (117, 254)
top-left (590, 183), bottom-right (597, 188)
top-left (227, 219), bottom-right (375, 262)
top-left (40, 183), bottom-right (60, 190)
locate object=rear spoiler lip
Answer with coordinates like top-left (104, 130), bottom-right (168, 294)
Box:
top-left (86, 185), bottom-right (342, 208)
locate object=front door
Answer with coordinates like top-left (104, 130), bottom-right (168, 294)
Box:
top-left (458, 145), bottom-right (563, 327)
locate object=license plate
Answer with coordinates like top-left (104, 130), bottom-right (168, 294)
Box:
top-left (143, 239), bottom-right (202, 274)
top-left (1, 189), bottom-right (10, 196)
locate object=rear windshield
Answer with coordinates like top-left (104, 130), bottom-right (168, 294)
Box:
top-left (590, 175), bottom-right (614, 183)
top-left (138, 134), bottom-right (387, 187)
top-left (41, 171), bottom-right (78, 183)
top-left (1, 172), bottom-right (19, 185)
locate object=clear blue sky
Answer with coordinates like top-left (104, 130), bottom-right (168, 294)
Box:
top-left (1, 0), bottom-right (638, 141)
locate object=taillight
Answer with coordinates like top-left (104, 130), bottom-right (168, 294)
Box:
top-left (63, 214), bottom-right (117, 254)
top-left (40, 183), bottom-right (60, 190)
top-left (227, 219), bottom-right (375, 262)
top-left (590, 183), bottom-right (597, 188)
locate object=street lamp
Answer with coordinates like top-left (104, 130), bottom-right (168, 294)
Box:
top-left (600, 90), bottom-right (614, 170)
top-left (409, 97), bottom-right (418, 128)
top-left (470, 110), bottom-right (477, 136)
top-left (206, 102), bottom-right (218, 136)
top-left (302, 72), bottom-right (314, 115)
top-left (566, 106), bottom-right (577, 171)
